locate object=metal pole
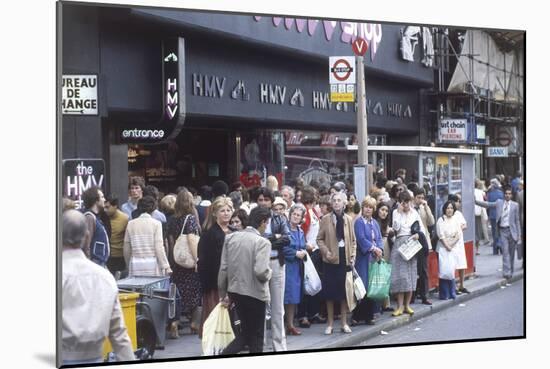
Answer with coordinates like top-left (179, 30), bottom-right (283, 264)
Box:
top-left (356, 56), bottom-right (368, 166)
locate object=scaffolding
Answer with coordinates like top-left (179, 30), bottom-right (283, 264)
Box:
top-left (426, 28), bottom-right (525, 176)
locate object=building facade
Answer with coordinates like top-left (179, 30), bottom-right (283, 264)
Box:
top-left (60, 3), bottom-right (437, 202)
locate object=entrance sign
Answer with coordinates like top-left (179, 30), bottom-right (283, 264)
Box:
top-left (62, 75), bottom-right (98, 115)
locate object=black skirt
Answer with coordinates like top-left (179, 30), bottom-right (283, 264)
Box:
top-left (321, 247), bottom-right (347, 301)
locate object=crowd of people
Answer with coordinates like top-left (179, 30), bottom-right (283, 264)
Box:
top-left (61, 169), bottom-right (524, 361)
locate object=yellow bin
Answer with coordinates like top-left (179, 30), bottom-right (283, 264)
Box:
top-left (103, 292), bottom-right (139, 358)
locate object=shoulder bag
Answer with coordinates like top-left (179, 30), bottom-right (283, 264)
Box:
top-left (174, 215), bottom-right (200, 268)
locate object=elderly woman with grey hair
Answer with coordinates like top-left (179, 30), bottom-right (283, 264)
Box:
top-left (280, 185), bottom-right (296, 209)
top-left (284, 204), bottom-right (308, 335)
top-left (317, 191), bottom-right (357, 335)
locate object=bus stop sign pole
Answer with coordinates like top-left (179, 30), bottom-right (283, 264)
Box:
top-left (353, 38), bottom-right (369, 199)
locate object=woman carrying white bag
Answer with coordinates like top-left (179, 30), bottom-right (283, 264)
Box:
top-left (436, 200), bottom-right (461, 300)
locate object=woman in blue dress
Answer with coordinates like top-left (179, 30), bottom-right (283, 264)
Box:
top-left (353, 196), bottom-right (384, 325)
top-left (284, 204), bottom-right (308, 336)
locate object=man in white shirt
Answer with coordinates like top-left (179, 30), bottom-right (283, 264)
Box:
top-left (61, 210), bottom-right (134, 365)
top-left (475, 186), bottom-right (521, 283)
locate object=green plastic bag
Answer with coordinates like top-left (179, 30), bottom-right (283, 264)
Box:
top-left (367, 260), bottom-right (392, 300)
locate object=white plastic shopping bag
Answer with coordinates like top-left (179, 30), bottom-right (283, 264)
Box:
top-left (438, 248), bottom-right (457, 280)
top-left (201, 303), bottom-right (235, 356)
top-left (303, 255), bottom-right (322, 296)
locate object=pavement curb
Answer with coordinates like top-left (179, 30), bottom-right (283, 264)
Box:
top-left (305, 271), bottom-right (524, 350)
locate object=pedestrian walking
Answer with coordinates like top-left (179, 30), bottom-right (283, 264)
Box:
top-left (317, 191), bottom-right (357, 335)
top-left (104, 196), bottom-right (129, 275)
top-left (487, 178), bottom-right (504, 255)
top-left (123, 196), bottom-right (171, 277)
top-left (81, 186), bottom-right (110, 267)
top-left (218, 206), bottom-right (273, 354)
top-left (166, 191), bottom-right (202, 337)
top-left (62, 210), bottom-right (134, 365)
top-left (476, 186), bottom-right (522, 282)
top-left (197, 196), bottom-right (234, 338)
top-left (121, 176), bottom-right (145, 219)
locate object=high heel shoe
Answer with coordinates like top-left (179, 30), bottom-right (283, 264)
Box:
top-left (404, 306), bottom-right (414, 315)
top-left (169, 321), bottom-right (179, 339)
top-left (341, 325), bottom-right (352, 334)
top-left (392, 307), bottom-right (403, 317)
top-left (324, 326), bottom-right (333, 335)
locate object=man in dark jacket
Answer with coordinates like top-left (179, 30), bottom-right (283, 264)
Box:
top-left (255, 187), bottom-right (289, 351)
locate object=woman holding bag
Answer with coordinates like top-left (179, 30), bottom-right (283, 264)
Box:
top-left (197, 196), bottom-right (234, 338)
top-left (317, 191), bottom-right (357, 335)
top-left (352, 197), bottom-right (383, 326)
top-left (167, 190), bottom-right (202, 336)
top-left (436, 200), bottom-right (461, 300)
top-left (374, 202), bottom-right (395, 312)
top-left (390, 191), bottom-right (422, 317)
top-left (284, 204), bottom-right (308, 336)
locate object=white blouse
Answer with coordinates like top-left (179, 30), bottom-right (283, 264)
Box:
top-left (392, 208), bottom-right (422, 237)
top-left (436, 215), bottom-right (461, 250)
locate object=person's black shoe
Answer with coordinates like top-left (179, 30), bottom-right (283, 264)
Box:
top-left (366, 319), bottom-right (376, 325)
top-left (421, 299), bottom-right (433, 306)
top-left (298, 319), bottom-right (311, 328)
top-left (459, 287), bottom-right (471, 294)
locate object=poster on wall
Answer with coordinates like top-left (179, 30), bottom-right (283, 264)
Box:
top-left (438, 118), bottom-right (467, 143)
top-left (62, 159), bottom-right (105, 210)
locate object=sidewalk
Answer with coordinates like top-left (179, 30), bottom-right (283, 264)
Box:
top-left (155, 243), bottom-right (524, 358)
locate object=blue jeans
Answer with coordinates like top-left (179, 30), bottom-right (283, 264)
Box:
top-left (490, 218), bottom-right (501, 254)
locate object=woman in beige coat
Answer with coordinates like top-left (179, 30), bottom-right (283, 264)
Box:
top-left (317, 191), bottom-right (357, 335)
top-left (123, 196), bottom-right (172, 277)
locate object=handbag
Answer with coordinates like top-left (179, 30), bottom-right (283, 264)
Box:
top-left (173, 215), bottom-right (200, 268)
top-left (438, 247), bottom-right (457, 280)
top-left (303, 255), bottom-right (322, 296)
top-left (201, 303), bottom-right (235, 355)
top-left (397, 236), bottom-right (422, 261)
top-left (345, 269), bottom-right (357, 312)
top-left (352, 267), bottom-right (367, 301)
top-left (367, 260), bottom-right (392, 300)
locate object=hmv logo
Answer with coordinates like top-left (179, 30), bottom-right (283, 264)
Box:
top-left (166, 78), bottom-right (178, 120)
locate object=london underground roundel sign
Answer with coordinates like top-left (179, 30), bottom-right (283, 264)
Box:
top-left (329, 56), bottom-right (356, 84)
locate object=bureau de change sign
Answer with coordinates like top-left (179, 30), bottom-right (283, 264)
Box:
top-left (62, 74), bottom-right (98, 115)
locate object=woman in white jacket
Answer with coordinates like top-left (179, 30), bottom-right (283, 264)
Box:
top-left (436, 200), bottom-right (461, 300)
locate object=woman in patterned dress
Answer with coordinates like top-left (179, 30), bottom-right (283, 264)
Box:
top-left (390, 190), bottom-right (422, 317)
top-left (167, 190), bottom-right (202, 336)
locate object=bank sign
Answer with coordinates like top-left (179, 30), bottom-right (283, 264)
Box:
top-left (62, 159), bottom-right (105, 210)
top-left (438, 118), bottom-right (467, 143)
top-left (62, 75), bottom-right (98, 115)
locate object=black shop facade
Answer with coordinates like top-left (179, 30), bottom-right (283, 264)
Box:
top-left (60, 3), bottom-right (434, 203)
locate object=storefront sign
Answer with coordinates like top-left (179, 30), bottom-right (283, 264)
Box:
top-left (320, 133), bottom-right (339, 147)
top-left (285, 132), bottom-right (306, 146)
top-left (62, 159), bottom-right (105, 210)
top-left (118, 37), bottom-right (186, 143)
top-left (486, 146), bottom-right (508, 157)
top-left (438, 118), bottom-right (467, 142)
top-left (62, 75), bottom-right (98, 115)
top-left (253, 17), bottom-right (382, 61)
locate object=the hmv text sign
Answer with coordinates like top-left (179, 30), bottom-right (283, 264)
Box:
top-left (62, 74), bottom-right (98, 115)
top-left (62, 159), bottom-right (105, 210)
